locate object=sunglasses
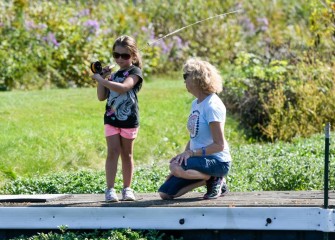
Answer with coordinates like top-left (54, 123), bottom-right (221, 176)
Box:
top-left (183, 73), bottom-right (189, 80)
top-left (112, 52), bottom-right (131, 60)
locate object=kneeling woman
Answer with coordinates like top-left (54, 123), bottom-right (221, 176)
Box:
top-left (158, 58), bottom-right (232, 200)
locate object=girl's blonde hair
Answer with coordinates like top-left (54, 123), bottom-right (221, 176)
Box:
top-left (183, 58), bottom-right (223, 94)
top-left (113, 35), bottom-right (143, 69)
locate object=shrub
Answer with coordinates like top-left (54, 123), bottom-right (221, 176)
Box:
top-left (1, 133), bottom-right (334, 194)
top-left (1, 0), bottom-right (334, 140)
top-left (11, 228), bottom-right (180, 240)
top-left (221, 49), bottom-right (335, 141)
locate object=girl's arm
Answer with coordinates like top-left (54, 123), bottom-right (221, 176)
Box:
top-left (97, 82), bottom-right (108, 101)
top-left (95, 68), bottom-right (112, 101)
top-left (92, 73), bottom-right (140, 94)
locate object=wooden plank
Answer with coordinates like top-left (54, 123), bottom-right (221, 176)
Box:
top-left (0, 191), bottom-right (334, 208)
top-left (0, 194), bottom-right (70, 203)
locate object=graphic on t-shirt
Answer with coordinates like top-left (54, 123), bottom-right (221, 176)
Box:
top-left (104, 66), bottom-right (142, 127)
top-left (106, 105), bottom-right (116, 119)
top-left (107, 91), bottom-right (134, 121)
top-left (187, 110), bottom-right (200, 138)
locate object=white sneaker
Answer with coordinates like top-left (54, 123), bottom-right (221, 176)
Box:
top-left (105, 188), bottom-right (119, 202)
top-left (122, 187), bottom-right (136, 201)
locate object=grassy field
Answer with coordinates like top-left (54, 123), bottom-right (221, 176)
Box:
top-left (1, 76), bottom-right (334, 194)
top-left (0, 76), bottom-right (246, 186)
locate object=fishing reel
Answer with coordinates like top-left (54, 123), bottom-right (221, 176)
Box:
top-left (90, 61), bottom-right (104, 75)
top-left (90, 61), bottom-right (115, 75)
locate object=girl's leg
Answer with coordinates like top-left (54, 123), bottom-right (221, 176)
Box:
top-left (120, 136), bottom-right (135, 188)
top-left (105, 134), bottom-right (122, 189)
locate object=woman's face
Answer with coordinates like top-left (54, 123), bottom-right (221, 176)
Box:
top-left (183, 73), bottom-right (196, 94)
top-left (113, 46), bottom-right (133, 70)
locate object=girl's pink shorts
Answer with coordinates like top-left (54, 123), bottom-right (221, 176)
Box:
top-left (104, 124), bottom-right (139, 139)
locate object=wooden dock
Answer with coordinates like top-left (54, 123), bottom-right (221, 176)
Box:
top-left (1, 190), bottom-right (334, 207)
top-left (1, 190), bottom-right (335, 240)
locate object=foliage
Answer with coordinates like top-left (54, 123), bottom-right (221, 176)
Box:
top-left (0, 165), bottom-right (167, 194)
top-left (1, 132), bottom-right (334, 195)
top-left (11, 228), bottom-right (181, 240)
top-left (221, 50), bottom-right (335, 141)
top-left (218, 0), bottom-right (335, 141)
top-left (0, 0), bottom-right (331, 88)
top-left (228, 133), bottom-right (335, 191)
top-left (1, 0), bottom-right (334, 140)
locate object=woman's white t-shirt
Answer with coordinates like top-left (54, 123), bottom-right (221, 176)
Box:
top-left (187, 93), bottom-right (231, 162)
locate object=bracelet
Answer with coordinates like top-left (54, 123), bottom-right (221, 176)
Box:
top-left (202, 147), bottom-right (206, 156)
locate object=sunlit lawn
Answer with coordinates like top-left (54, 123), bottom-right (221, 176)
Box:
top-left (0, 76), bottom-right (246, 185)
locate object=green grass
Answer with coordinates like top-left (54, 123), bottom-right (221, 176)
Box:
top-left (0, 88), bottom-right (105, 183)
top-left (2, 76), bottom-right (334, 194)
top-left (2, 132), bottom-right (334, 195)
top-left (0, 76), bottom-right (247, 186)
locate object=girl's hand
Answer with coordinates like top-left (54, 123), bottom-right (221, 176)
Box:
top-left (91, 73), bottom-right (102, 81)
top-left (170, 150), bottom-right (192, 166)
top-left (101, 65), bottom-right (112, 78)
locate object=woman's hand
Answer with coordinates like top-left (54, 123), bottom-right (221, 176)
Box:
top-left (170, 150), bottom-right (193, 166)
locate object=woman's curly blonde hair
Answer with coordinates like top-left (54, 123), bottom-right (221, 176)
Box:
top-left (183, 58), bottom-right (223, 94)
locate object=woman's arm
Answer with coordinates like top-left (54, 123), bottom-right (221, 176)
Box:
top-left (206, 121), bottom-right (225, 153)
top-left (191, 121), bottom-right (225, 156)
top-left (170, 122), bottom-right (225, 166)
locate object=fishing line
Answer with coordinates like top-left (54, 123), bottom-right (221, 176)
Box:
top-left (92, 9), bottom-right (242, 73)
top-left (140, 9), bottom-right (243, 52)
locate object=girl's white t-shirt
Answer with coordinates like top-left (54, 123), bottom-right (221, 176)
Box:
top-left (187, 94), bottom-right (232, 162)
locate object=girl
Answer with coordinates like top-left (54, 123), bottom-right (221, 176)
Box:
top-left (92, 35), bottom-right (143, 202)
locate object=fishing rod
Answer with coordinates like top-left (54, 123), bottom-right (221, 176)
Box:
top-left (91, 9), bottom-right (243, 74)
top-left (141, 9), bottom-right (243, 51)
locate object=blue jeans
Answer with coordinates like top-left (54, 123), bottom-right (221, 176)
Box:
top-left (158, 156), bottom-right (231, 196)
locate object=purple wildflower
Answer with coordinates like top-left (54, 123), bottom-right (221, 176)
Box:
top-left (69, 17), bottom-right (78, 24)
top-left (172, 36), bottom-right (183, 49)
top-left (142, 25), bottom-right (155, 41)
top-left (84, 19), bottom-right (100, 34)
top-left (257, 17), bottom-right (269, 32)
top-left (43, 32), bottom-right (60, 47)
top-left (78, 9), bottom-right (90, 17)
top-left (160, 41), bottom-right (173, 54)
top-left (38, 23), bottom-right (47, 29)
top-left (25, 20), bottom-right (36, 30)
top-left (25, 20), bottom-right (47, 30)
